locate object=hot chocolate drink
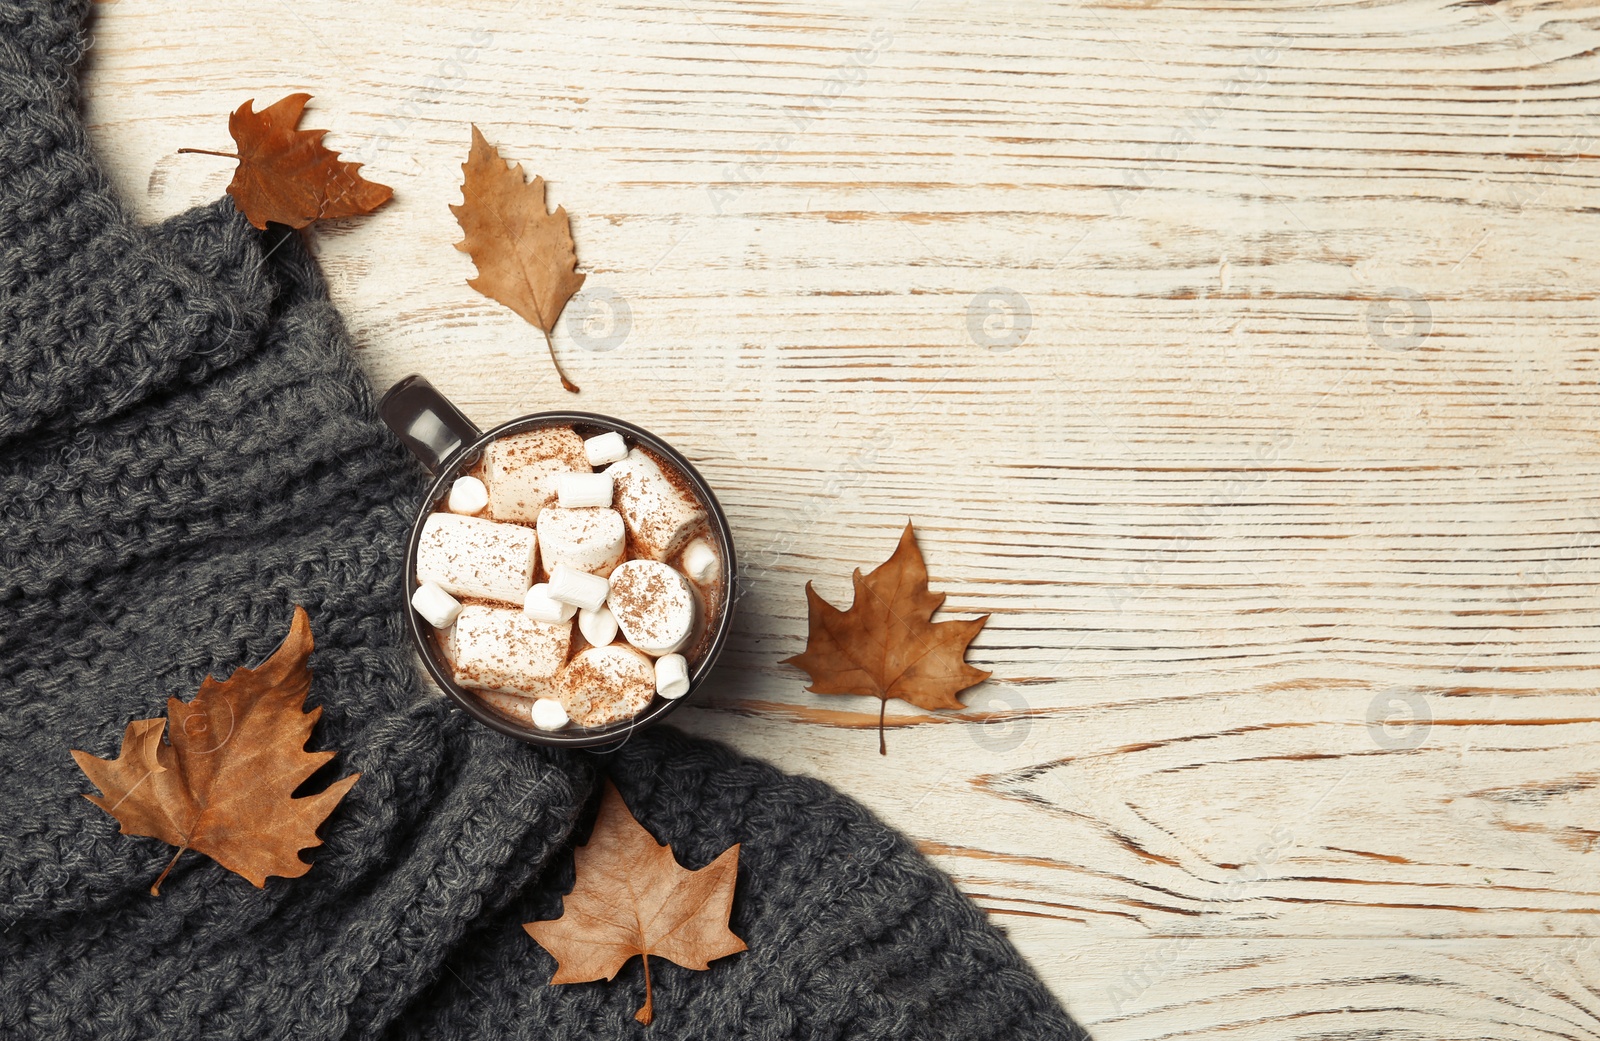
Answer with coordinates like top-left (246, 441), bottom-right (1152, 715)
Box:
top-left (410, 423), bottom-right (725, 730)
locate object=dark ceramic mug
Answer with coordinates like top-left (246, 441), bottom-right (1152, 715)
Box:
top-left (379, 375), bottom-right (737, 748)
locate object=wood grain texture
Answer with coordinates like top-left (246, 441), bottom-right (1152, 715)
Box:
top-left (81, 0), bottom-right (1600, 1035)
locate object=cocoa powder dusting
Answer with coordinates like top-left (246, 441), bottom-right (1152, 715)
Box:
top-left (421, 422), bottom-right (726, 727)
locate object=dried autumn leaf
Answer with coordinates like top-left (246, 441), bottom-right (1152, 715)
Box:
top-left (524, 780), bottom-right (745, 1025)
top-left (71, 606), bottom-right (359, 895)
top-left (782, 521), bottom-right (991, 755)
top-left (450, 124), bottom-right (587, 394)
top-left (180, 93), bottom-right (393, 230)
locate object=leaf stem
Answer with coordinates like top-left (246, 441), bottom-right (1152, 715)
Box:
top-left (176, 148), bottom-right (239, 160)
top-left (150, 844), bottom-right (187, 896)
top-left (540, 326), bottom-right (580, 394)
top-left (878, 699), bottom-right (887, 756)
top-left (634, 952), bottom-right (654, 1025)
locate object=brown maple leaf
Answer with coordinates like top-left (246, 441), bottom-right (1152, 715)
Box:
top-left (179, 93), bottom-right (393, 230)
top-left (782, 521), bottom-right (991, 755)
top-left (71, 606), bottom-right (360, 895)
top-left (450, 124), bottom-right (587, 394)
top-left (524, 780), bottom-right (745, 1024)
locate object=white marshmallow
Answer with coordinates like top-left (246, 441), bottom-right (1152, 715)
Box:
top-left (578, 604), bottom-right (619, 647)
top-left (557, 644), bottom-right (656, 727)
top-left (472, 690), bottom-right (571, 733)
top-left (557, 472), bottom-right (614, 508)
top-left (538, 507), bottom-right (626, 577)
top-left (681, 538), bottom-right (719, 584)
top-left (451, 604), bottom-right (571, 699)
top-left (411, 581), bottom-right (463, 629)
top-left (447, 475), bottom-right (489, 515)
top-left (523, 583), bottom-right (576, 624)
top-left (547, 563), bottom-right (610, 612)
top-left (655, 653), bottom-right (690, 700)
top-left (584, 431), bottom-right (628, 467)
top-left (603, 448), bottom-right (708, 561)
top-left (532, 697), bottom-right (570, 731)
top-left (485, 426), bottom-right (588, 522)
top-left (416, 513), bottom-right (537, 605)
top-left (607, 559), bottom-right (697, 656)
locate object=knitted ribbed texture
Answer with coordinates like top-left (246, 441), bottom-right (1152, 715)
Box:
top-left (0, 3), bottom-right (1090, 1038)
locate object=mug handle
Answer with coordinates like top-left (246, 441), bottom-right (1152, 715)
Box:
top-left (379, 375), bottom-right (484, 475)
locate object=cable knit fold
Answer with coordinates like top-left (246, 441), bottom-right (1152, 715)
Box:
top-left (0, 77), bottom-right (273, 445)
top-left (0, 2), bottom-right (1089, 1039)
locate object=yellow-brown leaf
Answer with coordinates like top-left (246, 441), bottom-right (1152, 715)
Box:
top-left (450, 125), bottom-right (587, 393)
top-left (781, 522), bottom-right (991, 754)
top-left (219, 94), bottom-right (392, 230)
top-left (71, 606), bottom-right (359, 894)
top-left (524, 781), bottom-right (745, 1024)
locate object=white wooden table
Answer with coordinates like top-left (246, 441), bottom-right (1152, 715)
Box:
top-left (85, 1), bottom-right (1600, 1036)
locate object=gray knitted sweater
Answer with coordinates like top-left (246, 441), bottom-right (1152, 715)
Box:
top-left (0, 3), bottom-right (1089, 1038)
